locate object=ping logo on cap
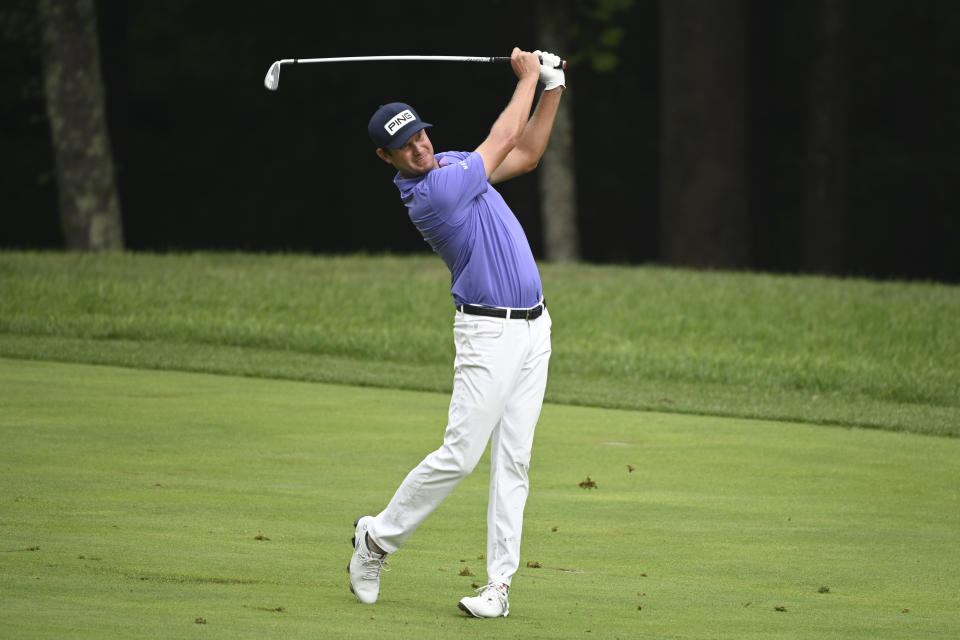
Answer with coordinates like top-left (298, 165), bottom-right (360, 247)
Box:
top-left (384, 109), bottom-right (416, 136)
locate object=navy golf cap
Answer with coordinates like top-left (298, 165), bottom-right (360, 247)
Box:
top-left (368, 102), bottom-right (432, 149)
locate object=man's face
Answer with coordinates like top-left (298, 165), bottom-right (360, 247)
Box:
top-left (377, 129), bottom-right (438, 177)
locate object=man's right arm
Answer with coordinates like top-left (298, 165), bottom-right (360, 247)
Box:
top-left (474, 48), bottom-right (541, 180)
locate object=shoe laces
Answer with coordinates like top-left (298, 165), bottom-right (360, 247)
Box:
top-left (360, 552), bottom-right (390, 580)
top-left (473, 582), bottom-right (508, 604)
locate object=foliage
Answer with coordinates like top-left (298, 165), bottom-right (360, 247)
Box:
top-left (564, 0), bottom-right (636, 72)
top-left (0, 0), bottom-right (44, 116)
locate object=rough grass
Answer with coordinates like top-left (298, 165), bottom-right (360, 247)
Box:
top-left (2, 360), bottom-right (958, 639)
top-left (0, 251), bottom-right (957, 435)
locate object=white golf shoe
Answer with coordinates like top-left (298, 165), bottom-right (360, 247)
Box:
top-left (347, 516), bottom-right (388, 604)
top-left (458, 582), bottom-right (510, 618)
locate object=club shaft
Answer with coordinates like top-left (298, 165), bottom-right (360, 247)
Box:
top-left (277, 55), bottom-right (564, 69)
top-left (294, 55), bottom-right (509, 64)
top-left (264, 55), bottom-right (565, 91)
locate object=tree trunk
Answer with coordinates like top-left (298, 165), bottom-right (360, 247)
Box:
top-left (803, 0), bottom-right (847, 274)
top-left (537, 0), bottom-right (581, 262)
top-left (38, 0), bottom-right (124, 250)
top-left (660, 0), bottom-right (748, 268)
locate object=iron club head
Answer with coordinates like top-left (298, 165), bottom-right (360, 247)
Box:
top-left (264, 60), bottom-right (282, 91)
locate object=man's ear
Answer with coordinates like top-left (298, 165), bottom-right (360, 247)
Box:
top-left (375, 148), bottom-right (393, 165)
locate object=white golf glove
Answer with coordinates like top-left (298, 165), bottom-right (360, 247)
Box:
top-left (533, 50), bottom-right (565, 90)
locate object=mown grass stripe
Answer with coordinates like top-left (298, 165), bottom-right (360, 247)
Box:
top-left (1, 251), bottom-right (957, 436)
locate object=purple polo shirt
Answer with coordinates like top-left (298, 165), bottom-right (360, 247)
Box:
top-left (394, 150), bottom-right (543, 308)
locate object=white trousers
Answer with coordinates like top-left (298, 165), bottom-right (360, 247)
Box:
top-left (368, 307), bottom-right (552, 586)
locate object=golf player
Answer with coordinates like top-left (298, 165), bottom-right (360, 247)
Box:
top-left (348, 47), bottom-right (565, 618)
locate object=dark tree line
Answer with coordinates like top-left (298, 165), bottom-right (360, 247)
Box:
top-left (3, 0), bottom-right (958, 282)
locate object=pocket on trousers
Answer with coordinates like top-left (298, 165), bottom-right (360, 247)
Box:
top-left (454, 316), bottom-right (505, 340)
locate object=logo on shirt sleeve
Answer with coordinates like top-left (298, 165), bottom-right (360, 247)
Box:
top-left (384, 109), bottom-right (416, 136)
top-left (458, 160), bottom-right (469, 170)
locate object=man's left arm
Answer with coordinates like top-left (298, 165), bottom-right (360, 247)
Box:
top-left (489, 52), bottom-right (565, 185)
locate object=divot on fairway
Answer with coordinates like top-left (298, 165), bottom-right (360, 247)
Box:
top-left (243, 605), bottom-right (285, 613)
top-left (578, 476), bottom-right (598, 489)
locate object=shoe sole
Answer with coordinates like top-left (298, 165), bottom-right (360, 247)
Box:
top-left (350, 516), bottom-right (360, 548)
top-left (348, 517), bottom-right (365, 601)
top-left (347, 516), bottom-right (359, 582)
top-left (458, 600), bottom-right (508, 618)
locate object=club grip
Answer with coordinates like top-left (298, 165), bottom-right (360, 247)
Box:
top-left (492, 55), bottom-right (566, 70)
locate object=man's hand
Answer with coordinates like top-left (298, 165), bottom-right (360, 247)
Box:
top-left (510, 47), bottom-right (541, 82)
top-left (533, 50), bottom-right (566, 90)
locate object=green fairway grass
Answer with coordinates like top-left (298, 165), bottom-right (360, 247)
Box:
top-left (2, 359), bottom-right (958, 639)
top-left (1, 251), bottom-right (958, 436)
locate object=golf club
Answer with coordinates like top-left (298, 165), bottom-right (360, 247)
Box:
top-left (263, 55), bottom-right (567, 91)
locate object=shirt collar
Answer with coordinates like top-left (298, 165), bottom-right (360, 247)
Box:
top-left (393, 152), bottom-right (448, 192)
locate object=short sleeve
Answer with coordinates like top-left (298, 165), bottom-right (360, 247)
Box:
top-left (423, 152), bottom-right (488, 221)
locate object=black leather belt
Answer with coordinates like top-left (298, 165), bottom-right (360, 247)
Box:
top-left (456, 301), bottom-right (545, 320)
